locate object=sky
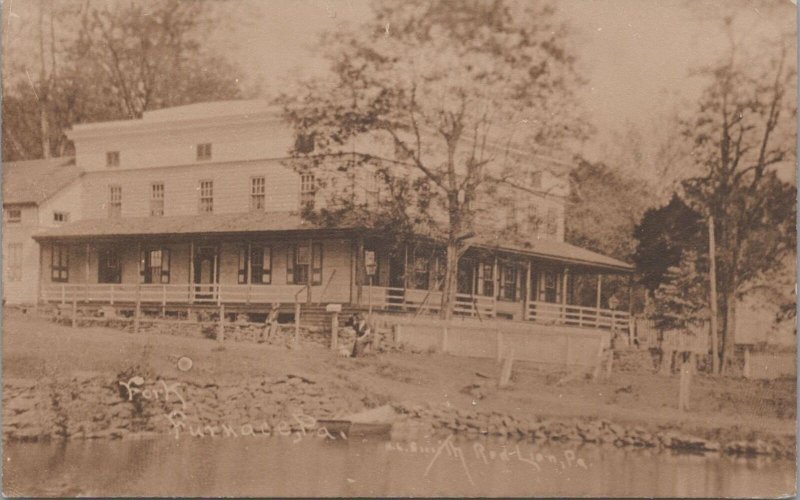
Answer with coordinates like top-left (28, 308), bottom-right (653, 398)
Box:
top-left (215, 0), bottom-right (795, 161)
top-left (3, 0), bottom-right (796, 167)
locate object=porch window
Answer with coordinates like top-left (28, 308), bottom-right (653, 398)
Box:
top-left (412, 251), bottom-right (430, 290)
top-left (98, 249), bottom-right (121, 283)
top-left (499, 263), bottom-right (518, 301)
top-left (541, 270), bottom-right (558, 303)
top-left (238, 246), bottom-right (272, 284)
top-left (51, 245), bottom-right (69, 282)
top-left (477, 261), bottom-right (494, 297)
top-left (140, 248), bottom-right (171, 284)
top-left (199, 180), bottom-right (213, 213)
top-left (6, 243), bottom-right (22, 282)
top-left (150, 183), bottom-right (164, 216)
top-left (251, 177), bottom-right (265, 211)
top-left (287, 243), bottom-right (322, 285)
top-left (109, 186), bottom-right (122, 218)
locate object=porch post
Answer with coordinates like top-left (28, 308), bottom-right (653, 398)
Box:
top-left (596, 273), bottom-right (603, 310)
top-left (356, 235), bottom-right (365, 306)
top-left (307, 238), bottom-right (313, 304)
top-left (562, 266), bottom-right (569, 323)
top-left (492, 254), bottom-right (499, 300)
top-left (189, 241), bottom-right (194, 304)
top-left (524, 260), bottom-right (532, 320)
top-left (246, 241), bottom-right (252, 304)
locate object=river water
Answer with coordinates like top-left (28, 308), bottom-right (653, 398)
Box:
top-left (3, 434), bottom-right (795, 497)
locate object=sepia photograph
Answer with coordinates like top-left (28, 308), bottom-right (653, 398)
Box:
top-left (1, 0), bottom-right (797, 497)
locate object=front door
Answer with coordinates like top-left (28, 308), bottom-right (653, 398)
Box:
top-left (194, 246), bottom-right (218, 300)
top-left (98, 249), bottom-right (121, 283)
top-left (457, 259), bottom-right (475, 295)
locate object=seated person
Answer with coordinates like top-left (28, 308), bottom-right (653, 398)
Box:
top-left (346, 313), bottom-right (372, 357)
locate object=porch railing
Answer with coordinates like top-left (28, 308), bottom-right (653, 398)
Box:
top-left (365, 286), bottom-right (496, 319)
top-left (42, 283), bottom-right (308, 307)
top-left (526, 300), bottom-right (630, 333)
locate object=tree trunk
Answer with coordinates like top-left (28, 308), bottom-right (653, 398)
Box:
top-left (720, 292), bottom-right (737, 375)
top-left (38, 0), bottom-right (50, 159)
top-left (440, 239), bottom-right (459, 320)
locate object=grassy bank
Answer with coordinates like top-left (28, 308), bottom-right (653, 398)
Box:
top-left (3, 309), bottom-right (795, 445)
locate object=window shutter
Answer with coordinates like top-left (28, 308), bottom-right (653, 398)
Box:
top-left (161, 249), bottom-right (171, 283)
top-left (139, 250), bottom-right (146, 284)
top-left (286, 246), bottom-right (295, 284)
top-left (238, 247), bottom-right (247, 284)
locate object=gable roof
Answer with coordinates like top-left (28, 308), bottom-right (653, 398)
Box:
top-left (2, 157), bottom-right (81, 205)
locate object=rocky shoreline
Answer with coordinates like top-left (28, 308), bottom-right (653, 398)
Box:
top-left (3, 371), bottom-right (794, 460)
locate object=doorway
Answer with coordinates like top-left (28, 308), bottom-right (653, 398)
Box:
top-left (194, 246), bottom-right (218, 300)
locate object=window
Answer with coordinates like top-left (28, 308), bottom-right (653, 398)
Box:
top-left (238, 245), bottom-right (272, 284)
top-left (150, 183), bottom-right (164, 216)
top-left (51, 245), bottom-right (69, 282)
top-left (286, 243), bottom-right (322, 285)
top-left (6, 243), bottom-right (22, 282)
top-left (545, 207), bottom-right (558, 236)
top-left (542, 270), bottom-right (558, 303)
top-left (295, 133), bottom-right (315, 154)
top-left (98, 249), bottom-right (121, 283)
top-left (106, 151), bottom-right (120, 167)
top-left (5, 209), bottom-right (21, 223)
top-left (109, 185), bottom-right (122, 218)
top-left (300, 173), bottom-right (316, 208)
top-left (197, 143), bottom-right (212, 161)
top-left (140, 248), bottom-right (170, 284)
top-left (412, 251), bottom-right (430, 290)
top-left (251, 177), bottom-right (265, 211)
top-left (478, 262), bottom-right (494, 297)
top-left (53, 211), bottom-right (69, 223)
top-left (199, 180), bottom-right (213, 213)
top-left (527, 204), bottom-right (540, 233)
top-left (499, 263), bottom-right (518, 301)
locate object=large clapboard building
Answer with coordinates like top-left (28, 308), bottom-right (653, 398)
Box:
top-left (4, 100), bottom-right (634, 332)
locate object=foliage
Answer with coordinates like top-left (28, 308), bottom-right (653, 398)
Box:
top-left (280, 0), bottom-right (589, 317)
top-left (2, 0), bottom-right (247, 161)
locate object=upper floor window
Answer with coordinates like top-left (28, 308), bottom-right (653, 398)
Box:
top-left (545, 207), bottom-right (558, 236)
top-left (53, 211), bottom-right (69, 224)
top-left (199, 180), bottom-right (213, 213)
top-left (300, 173), bottom-right (316, 194)
top-left (251, 177), bottom-right (265, 211)
top-left (6, 243), bottom-right (22, 282)
top-left (106, 151), bottom-right (120, 167)
top-left (5, 209), bottom-right (21, 224)
top-left (51, 244), bottom-right (69, 282)
top-left (109, 186), bottom-right (122, 218)
top-left (295, 133), bottom-right (315, 154)
top-left (151, 182), bottom-right (165, 216)
top-left (197, 143), bottom-right (212, 161)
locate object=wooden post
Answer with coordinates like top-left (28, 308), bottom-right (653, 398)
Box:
top-left (71, 295), bottom-right (77, 328)
top-left (565, 335), bottom-right (572, 367)
top-left (523, 260), bottom-right (532, 320)
top-left (217, 304), bottom-right (225, 344)
top-left (596, 273), bottom-right (602, 309)
top-left (708, 215), bottom-right (719, 375)
top-left (294, 301), bottom-right (301, 349)
top-left (331, 312), bottom-right (339, 350)
top-left (134, 285), bottom-right (141, 333)
top-left (189, 241), bottom-right (195, 304)
top-left (499, 346), bottom-right (514, 388)
top-left (743, 347), bottom-right (751, 379)
top-left (161, 285), bottom-right (166, 317)
top-left (678, 351), bottom-right (692, 411)
top-left (496, 330), bottom-right (503, 362)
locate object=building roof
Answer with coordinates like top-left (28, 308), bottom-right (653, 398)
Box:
top-left (2, 157), bottom-right (81, 205)
top-left (36, 211), bottom-right (632, 272)
top-left (473, 235), bottom-right (633, 272)
top-left (33, 211), bottom-right (352, 240)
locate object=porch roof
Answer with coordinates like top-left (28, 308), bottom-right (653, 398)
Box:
top-left (471, 236), bottom-right (633, 273)
top-left (33, 211), bottom-right (355, 241)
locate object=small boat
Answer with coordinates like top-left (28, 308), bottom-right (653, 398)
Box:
top-left (317, 405), bottom-right (399, 438)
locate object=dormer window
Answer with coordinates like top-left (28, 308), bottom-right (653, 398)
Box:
top-left (53, 211), bottom-right (69, 224)
top-left (197, 143), bottom-right (212, 161)
top-left (106, 151), bottom-right (120, 167)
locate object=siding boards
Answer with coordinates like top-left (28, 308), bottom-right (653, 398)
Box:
top-left (81, 160), bottom-right (301, 219)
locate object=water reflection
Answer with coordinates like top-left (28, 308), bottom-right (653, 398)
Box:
top-left (4, 435), bottom-right (795, 497)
